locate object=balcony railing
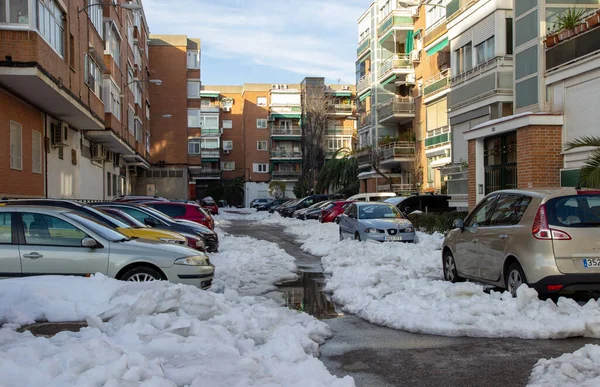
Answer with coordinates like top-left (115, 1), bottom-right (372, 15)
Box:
top-left (272, 170), bottom-right (301, 178)
top-left (200, 149), bottom-right (220, 158)
top-left (327, 126), bottom-right (355, 136)
top-left (271, 126), bottom-right (302, 136)
top-left (271, 150), bottom-right (302, 159)
top-left (425, 131), bottom-right (450, 147)
top-left (377, 98), bottom-right (416, 121)
top-left (380, 53), bottom-right (413, 80)
top-left (378, 10), bottom-right (413, 38)
top-left (423, 21), bottom-right (448, 47)
top-left (378, 141), bottom-right (416, 161)
top-left (200, 105), bottom-right (220, 113)
top-left (357, 73), bottom-right (371, 94)
top-left (357, 37), bottom-right (370, 57)
top-left (201, 128), bottom-right (222, 136)
top-left (198, 168), bottom-right (222, 176)
top-left (446, 0), bottom-right (477, 22)
top-left (377, 183), bottom-right (415, 193)
top-left (546, 25), bottom-right (600, 72)
top-left (270, 104), bottom-right (302, 114)
top-left (356, 149), bottom-right (373, 166)
top-left (359, 111), bottom-right (372, 128)
top-left (424, 69), bottom-right (451, 98)
top-left (331, 103), bottom-right (356, 111)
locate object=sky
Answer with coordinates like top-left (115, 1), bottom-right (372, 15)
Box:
top-left (143, 0), bottom-right (366, 86)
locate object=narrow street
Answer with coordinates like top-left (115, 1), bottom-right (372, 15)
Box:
top-left (226, 221), bottom-right (600, 387)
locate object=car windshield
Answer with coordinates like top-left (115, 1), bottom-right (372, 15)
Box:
top-left (547, 195), bottom-right (600, 227)
top-left (64, 212), bottom-right (128, 242)
top-left (102, 210), bottom-right (146, 228)
top-left (84, 205), bottom-right (131, 229)
top-left (359, 204), bottom-right (404, 220)
top-left (284, 200), bottom-right (299, 207)
top-left (137, 204), bottom-right (175, 223)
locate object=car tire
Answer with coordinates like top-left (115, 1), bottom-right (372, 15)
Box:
top-left (120, 266), bottom-right (164, 282)
top-left (443, 251), bottom-right (463, 283)
top-left (506, 262), bottom-right (527, 297)
top-left (354, 232), bottom-right (361, 241)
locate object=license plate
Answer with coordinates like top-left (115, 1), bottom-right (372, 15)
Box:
top-left (385, 236), bottom-right (403, 241)
top-left (583, 258), bottom-right (600, 268)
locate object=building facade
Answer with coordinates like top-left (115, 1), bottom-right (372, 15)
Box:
top-left (0, 0), bottom-right (152, 200)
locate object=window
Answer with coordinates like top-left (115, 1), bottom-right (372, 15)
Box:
top-left (547, 195), bottom-right (600, 228)
top-left (188, 139), bottom-right (201, 155)
top-left (222, 119), bottom-right (232, 129)
top-left (32, 130), bottom-right (42, 174)
top-left (187, 81), bottom-right (200, 98)
top-left (134, 118), bottom-right (142, 142)
top-left (379, 0), bottom-right (391, 20)
top-left (426, 0), bottom-right (445, 29)
top-left (146, 102), bottom-right (150, 121)
top-left (221, 161), bottom-right (235, 171)
top-left (128, 106), bottom-right (134, 134)
top-left (188, 109), bottom-right (201, 127)
top-left (134, 83), bottom-right (142, 106)
top-left (257, 97), bottom-right (267, 106)
top-left (112, 174), bottom-right (117, 196)
top-left (0, 0), bottom-right (29, 24)
top-left (87, 0), bottom-right (103, 36)
top-left (84, 53), bottom-right (102, 97)
top-left (426, 99), bottom-right (448, 132)
top-left (102, 79), bottom-right (122, 121)
top-left (146, 130), bottom-right (150, 153)
top-left (21, 213), bottom-right (87, 247)
top-left (257, 118), bottom-right (267, 129)
top-left (223, 140), bottom-right (233, 150)
top-left (127, 64), bottom-right (134, 93)
top-left (454, 43), bottom-right (472, 75)
top-left (134, 47), bottom-right (142, 69)
top-left (253, 163), bottom-right (269, 173)
top-left (149, 203), bottom-right (186, 218)
top-left (200, 138), bottom-right (219, 149)
top-left (257, 141), bottom-right (267, 151)
top-left (0, 213), bottom-right (11, 244)
top-left (104, 22), bottom-right (120, 67)
top-left (187, 50), bottom-right (199, 69)
top-left (489, 195), bottom-right (532, 226)
top-left (37, 0), bottom-right (64, 56)
top-left (326, 138), bottom-right (351, 150)
top-left (506, 18), bottom-right (513, 55)
top-left (465, 195), bottom-right (498, 227)
top-left (475, 37), bottom-right (495, 65)
top-left (107, 171), bottom-right (112, 196)
top-left (127, 17), bottom-right (134, 50)
top-left (10, 121), bottom-right (22, 171)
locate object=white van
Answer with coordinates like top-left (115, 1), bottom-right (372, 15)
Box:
top-left (347, 192), bottom-right (396, 202)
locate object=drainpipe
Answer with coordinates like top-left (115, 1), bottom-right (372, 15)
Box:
top-left (44, 114), bottom-right (48, 198)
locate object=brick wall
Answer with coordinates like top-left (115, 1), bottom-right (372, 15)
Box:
top-left (468, 139), bottom-right (476, 210)
top-left (220, 91), bottom-right (245, 180)
top-left (517, 125), bottom-right (563, 189)
top-left (242, 90), bottom-right (271, 182)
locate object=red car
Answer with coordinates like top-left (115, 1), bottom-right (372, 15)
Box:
top-left (319, 200), bottom-right (356, 223)
top-left (200, 198), bottom-right (219, 215)
top-left (144, 201), bottom-right (215, 230)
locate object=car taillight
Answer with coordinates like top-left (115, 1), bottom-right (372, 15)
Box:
top-left (546, 284), bottom-right (564, 291)
top-left (532, 204), bottom-right (572, 240)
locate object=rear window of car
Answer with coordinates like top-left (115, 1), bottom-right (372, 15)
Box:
top-left (149, 204), bottom-right (186, 217)
top-left (546, 195), bottom-right (600, 228)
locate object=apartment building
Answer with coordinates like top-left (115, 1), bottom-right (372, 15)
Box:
top-left (0, 0), bottom-right (152, 200)
top-left (356, 1), bottom-right (419, 195)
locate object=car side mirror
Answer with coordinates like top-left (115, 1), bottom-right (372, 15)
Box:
top-left (144, 217), bottom-right (158, 227)
top-left (453, 219), bottom-right (465, 230)
top-left (82, 237), bottom-right (99, 248)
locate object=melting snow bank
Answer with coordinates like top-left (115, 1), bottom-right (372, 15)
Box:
top-left (529, 345), bottom-right (600, 386)
top-left (260, 216), bottom-right (600, 339)
top-left (0, 275), bottom-right (354, 386)
top-left (217, 208), bottom-right (270, 221)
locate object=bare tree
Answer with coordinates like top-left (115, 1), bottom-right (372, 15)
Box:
top-left (409, 143), bottom-right (424, 193)
top-left (369, 147), bottom-right (394, 192)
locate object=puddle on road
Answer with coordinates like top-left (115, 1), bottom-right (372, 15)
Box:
top-left (276, 272), bottom-right (344, 320)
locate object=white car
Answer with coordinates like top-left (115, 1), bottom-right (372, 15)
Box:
top-left (339, 202), bottom-right (416, 243)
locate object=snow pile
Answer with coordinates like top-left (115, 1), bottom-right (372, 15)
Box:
top-left (217, 208), bottom-right (270, 221)
top-left (261, 216), bottom-right (600, 339)
top-left (209, 230), bottom-right (297, 295)
top-left (529, 345), bottom-right (600, 386)
top-left (0, 275), bottom-right (354, 387)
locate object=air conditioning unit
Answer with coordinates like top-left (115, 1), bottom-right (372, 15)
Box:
top-left (410, 7), bottom-right (419, 17)
top-left (410, 50), bottom-right (420, 63)
top-left (51, 122), bottom-right (68, 147)
top-left (90, 143), bottom-right (106, 161)
top-left (406, 73), bottom-right (416, 85)
top-left (223, 149), bottom-right (230, 155)
top-left (222, 106), bottom-right (231, 112)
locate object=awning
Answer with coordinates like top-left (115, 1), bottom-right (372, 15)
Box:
top-left (86, 129), bottom-right (135, 155)
top-left (359, 91), bottom-right (371, 101)
top-left (405, 30), bottom-right (414, 54)
top-left (331, 91), bottom-right (353, 97)
top-left (200, 93), bottom-right (220, 98)
top-left (426, 38), bottom-right (449, 56)
top-left (271, 113), bottom-right (301, 119)
top-left (381, 75), bottom-right (396, 86)
top-left (414, 29), bottom-right (422, 37)
top-left (122, 154), bottom-right (150, 170)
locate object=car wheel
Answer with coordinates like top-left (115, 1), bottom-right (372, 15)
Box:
top-left (506, 262), bottom-right (527, 297)
top-left (354, 232), bottom-right (361, 241)
top-left (120, 266), bottom-right (163, 282)
top-left (443, 251), bottom-right (462, 283)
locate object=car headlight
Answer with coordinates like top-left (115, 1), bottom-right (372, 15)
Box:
top-left (364, 228), bottom-right (375, 233)
top-left (404, 227), bottom-right (415, 233)
top-left (159, 238), bottom-right (181, 244)
top-left (174, 256), bottom-right (209, 266)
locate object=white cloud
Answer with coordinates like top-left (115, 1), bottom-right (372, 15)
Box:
top-left (142, 0), bottom-right (362, 83)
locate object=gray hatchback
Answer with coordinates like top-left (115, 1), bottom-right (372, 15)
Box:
top-left (339, 202), bottom-right (416, 242)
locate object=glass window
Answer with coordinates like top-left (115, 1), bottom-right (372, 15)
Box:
top-left (454, 43), bottom-right (472, 75)
top-left (64, 212), bottom-right (126, 242)
top-left (4, 0), bottom-right (29, 24)
top-left (515, 46), bottom-right (538, 80)
top-left (37, 0), bottom-right (64, 55)
top-left (10, 121), bottom-right (22, 171)
top-left (253, 163), bottom-right (269, 173)
top-left (221, 161), bottom-right (235, 170)
top-left (257, 141), bottom-right (267, 150)
top-left (465, 195), bottom-right (498, 227)
top-left (127, 18), bottom-right (133, 50)
top-left (223, 140), bottom-right (233, 150)
top-left (187, 51), bottom-right (199, 69)
top-left (201, 115), bottom-right (219, 129)
top-left (84, 53), bottom-right (102, 97)
top-left (32, 130), bottom-right (42, 174)
top-left (87, 0), bottom-right (103, 37)
top-left (222, 120), bottom-right (232, 129)
top-left (515, 76), bottom-right (538, 109)
top-left (148, 204), bottom-right (186, 217)
top-left (257, 97), bottom-right (267, 106)
top-left (188, 109), bottom-right (201, 127)
top-left (22, 213), bottom-right (88, 246)
top-left (257, 118), bottom-right (267, 129)
top-left (515, 10), bottom-right (537, 47)
top-left (547, 195), bottom-right (600, 228)
top-left (104, 23), bottom-right (120, 67)
top-left (475, 37), bottom-right (494, 65)
top-left (187, 81), bottom-right (200, 98)
top-left (0, 213), bottom-right (11, 244)
top-left (201, 138), bottom-right (219, 149)
top-left (113, 207), bottom-right (152, 224)
top-left (359, 204), bottom-right (404, 219)
top-left (489, 195), bottom-right (532, 226)
top-left (188, 139), bottom-right (201, 155)
top-left (515, 0), bottom-right (536, 18)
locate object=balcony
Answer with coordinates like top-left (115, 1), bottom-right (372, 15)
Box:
top-left (271, 126), bottom-right (302, 139)
top-left (200, 104), bottom-right (220, 113)
top-left (357, 73), bottom-right (371, 96)
top-left (357, 37), bottom-right (371, 58)
top-left (546, 25), bottom-right (600, 72)
top-left (377, 98), bottom-right (415, 124)
top-left (423, 69), bottom-right (451, 99)
top-left (425, 131), bottom-right (450, 148)
top-left (356, 149), bottom-right (373, 168)
top-left (329, 103), bottom-right (356, 115)
top-left (326, 126), bottom-right (355, 136)
top-left (272, 170), bottom-right (301, 180)
top-left (359, 111), bottom-right (372, 129)
top-left (378, 141), bottom-right (416, 165)
top-left (379, 54), bottom-right (413, 84)
top-left (201, 128), bottom-right (222, 136)
top-left (449, 56), bottom-right (513, 112)
top-left (189, 166), bottom-right (222, 180)
top-left (424, 21), bottom-right (448, 47)
top-left (446, 0), bottom-right (477, 22)
top-left (271, 150), bottom-right (303, 160)
top-left (377, 183), bottom-right (415, 194)
top-left (378, 10), bottom-right (413, 39)
top-left (200, 149), bottom-right (220, 160)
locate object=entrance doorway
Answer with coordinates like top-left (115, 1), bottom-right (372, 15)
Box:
top-left (484, 131), bottom-right (517, 195)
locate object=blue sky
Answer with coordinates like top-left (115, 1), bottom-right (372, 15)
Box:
top-left (143, 0), bottom-right (366, 85)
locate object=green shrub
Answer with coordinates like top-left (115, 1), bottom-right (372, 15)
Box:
top-left (407, 211), bottom-right (468, 234)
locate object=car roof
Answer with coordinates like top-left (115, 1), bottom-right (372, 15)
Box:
top-left (0, 205), bottom-right (72, 213)
top-left (355, 201), bottom-right (394, 206)
top-left (488, 188), bottom-right (578, 200)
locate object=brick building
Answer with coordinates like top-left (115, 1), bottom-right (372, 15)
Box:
top-left (0, 0), bottom-right (152, 199)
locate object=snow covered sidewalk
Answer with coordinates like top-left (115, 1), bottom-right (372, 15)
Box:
top-left (529, 345), bottom-right (600, 386)
top-left (260, 215), bottom-right (600, 340)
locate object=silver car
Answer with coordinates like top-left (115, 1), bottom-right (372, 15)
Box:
top-left (338, 202), bottom-right (416, 243)
top-left (0, 206), bottom-right (214, 289)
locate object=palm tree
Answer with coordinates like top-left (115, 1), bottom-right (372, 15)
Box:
top-left (316, 148), bottom-right (358, 194)
top-left (564, 135), bottom-right (600, 187)
top-left (222, 177), bottom-right (245, 206)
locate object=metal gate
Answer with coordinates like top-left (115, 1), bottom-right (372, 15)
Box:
top-left (484, 132), bottom-right (517, 195)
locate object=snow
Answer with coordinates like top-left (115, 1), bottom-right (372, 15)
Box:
top-left (216, 208), bottom-right (270, 221)
top-left (0, 231), bottom-right (354, 387)
top-left (258, 216), bottom-right (600, 339)
top-left (529, 345), bottom-right (600, 387)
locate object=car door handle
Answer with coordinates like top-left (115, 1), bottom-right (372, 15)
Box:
top-left (499, 235), bottom-right (508, 240)
top-left (23, 253), bottom-right (43, 259)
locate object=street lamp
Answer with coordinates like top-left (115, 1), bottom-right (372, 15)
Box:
top-left (162, 114), bottom-right (172, 119)
top-left (125, 78), bottom-right (162, 87)
top-left (78, 2), bottom-right (142, 13)
top-left (399, 1), bottom-right (446, 8)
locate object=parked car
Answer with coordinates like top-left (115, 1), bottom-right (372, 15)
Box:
top-left (294, 200), bottom-right (333, 220)
top-left (143, 201), bottom-right (215, 230)
top-left (385, 194), bottom-right (453, 215)
top-left (250, 198), bottom-right (273, 209)
top-left (0, 206), bottom-right (214, 289)
top-left (339, 202), bottom-right (416, 243)
top-left (92, 203), bottom-right (219, 252)
top-left (320, 200), bottom-right (356, 223)
top-left (280, 195), bottom-right (343, 218)
top-left (114, 196), bottom-right (170, 203)
top-left (199, 197), bottom-right (219, 215)
top-left (99, 207), bottom-right (206, 251)
top-left (269, 199), bottom-right (297, 214)
top-left (0, 199), bottom-right (188, 246)
top-left (347, 192), bottom-right (396, 202)
top-left (442, 188), bottom-right (600, 297)
top-left (217, 200), bottom-right (228, 208)
top-left (258, 198), bottom-right (290, 212)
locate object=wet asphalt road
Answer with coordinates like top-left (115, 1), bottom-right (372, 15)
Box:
top-left (225, 221), bottom-right (600, 387)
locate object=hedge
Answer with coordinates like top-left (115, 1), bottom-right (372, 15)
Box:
top-left (407, 211), bottom-right (468, 234)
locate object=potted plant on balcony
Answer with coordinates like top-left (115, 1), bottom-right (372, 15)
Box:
top-left (554, 8), bottom-right (587, 42)
top-left (545, 28), bottom-right (558, 48)
top-left (587, 10), bottom-right (600, 29)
